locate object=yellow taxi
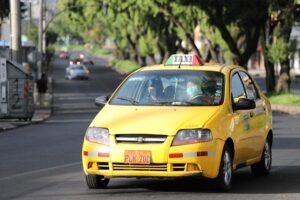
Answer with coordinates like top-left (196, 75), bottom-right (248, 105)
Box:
top-left (82, 54), bottom-right (272, 191)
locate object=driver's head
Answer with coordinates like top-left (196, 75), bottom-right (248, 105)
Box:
top-left (186, 80), bottom-right (200, 99)
top-left (201, 80), bottom-right (216, 96)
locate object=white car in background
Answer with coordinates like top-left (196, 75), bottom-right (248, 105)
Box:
top-left (65, 64), bottom-right (90, 80)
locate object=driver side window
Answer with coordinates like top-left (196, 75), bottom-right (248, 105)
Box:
top-left (239, 71), bottom-right (259, 100)
top-left (231, 73), bottom-right (246, 104)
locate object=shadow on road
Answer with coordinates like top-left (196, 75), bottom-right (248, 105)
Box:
top-left (99, 166), bottom-right (300, 194)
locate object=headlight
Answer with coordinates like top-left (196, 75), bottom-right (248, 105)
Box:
top-left (172, 129), bottom-right (212, 146)
top-left (85, 127), bottom-right (109, 145)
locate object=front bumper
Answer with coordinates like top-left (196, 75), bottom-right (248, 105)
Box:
top-left (82, 139), bottom-right (224, 179)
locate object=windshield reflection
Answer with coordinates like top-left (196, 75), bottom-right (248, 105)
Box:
top-left (110, 70), bottom-right (224, 106)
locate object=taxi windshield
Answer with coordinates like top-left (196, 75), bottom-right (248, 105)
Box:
top-left (110, 70), bottom-right (224, 106)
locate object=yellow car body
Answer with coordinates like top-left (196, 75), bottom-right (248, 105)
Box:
top-left (82, 55), bottom-right (272, 190)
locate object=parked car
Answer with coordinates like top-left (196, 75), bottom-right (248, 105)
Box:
top-left (82, 54), bottom-right (273, 191)
top-left (65, 64), bottom-right (90, 80)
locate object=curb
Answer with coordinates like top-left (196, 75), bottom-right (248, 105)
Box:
top-left (271, 104), bottom-right (300, 115)
top-left (0, 109), bottom-right (52, 133)
top-left (0, 93), bottom-right (53, 132)
top-left (31, 109), bottom-right (52, 123)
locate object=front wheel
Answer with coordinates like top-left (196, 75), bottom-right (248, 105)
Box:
top-left (214, 145), bottom-right (233, 191)
top-left (85, 174), bottom-right (110, 189)
top-left (251, 138), bottom-right (272, 176)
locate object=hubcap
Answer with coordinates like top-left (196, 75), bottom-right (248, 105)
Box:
top-left (223, 151), bottom-right (232, 185)
top-left (264, 142), bottom-right (271, 170)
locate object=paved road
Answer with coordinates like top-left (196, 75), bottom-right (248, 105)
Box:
top-left (0, 55), bottom-right (300, 200)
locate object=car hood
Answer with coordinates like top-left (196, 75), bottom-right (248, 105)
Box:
top-left (90, 105), bottom-right (220, 136)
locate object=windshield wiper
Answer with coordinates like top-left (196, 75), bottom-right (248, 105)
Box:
top-left (116, 96), bottom-right (139, 105)
top-left (153, 100), bottom-right (195, 106)
top-left (152, 100), bottom-right (174, 105)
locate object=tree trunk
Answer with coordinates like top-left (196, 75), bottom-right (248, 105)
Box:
top-left (276, 59), bottom-right (291, 92)
top-left (126, 34), bottom-right (139, 63)
top-left (163, 51), bottom-right (171, 64)
top-left (260, 24), bottom-right (276, 93)
top-left (158, 5), bottom-right (203, 61)
top-left (158, 44), bottom-right (165, 64)
top-left (113, 40), bottom-right (124, 59)
top-left (149, 54), bottom-right (157, 64)
top-left (265, 61), bottom-right (276, 92)
top-left (139, 56), bottom-right (147, 67)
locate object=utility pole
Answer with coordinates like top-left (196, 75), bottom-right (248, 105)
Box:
top-left (10, 0), bottom-right (21, 63)
top-left (37, 0), bottom-right (44, 79)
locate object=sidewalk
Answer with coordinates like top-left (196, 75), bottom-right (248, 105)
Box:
top-left (0, 108), bottom-right (52, 132)
top-left (271, 104), bottom-right (300, 115)
top-left (0, 77), bottom-right (53, 132)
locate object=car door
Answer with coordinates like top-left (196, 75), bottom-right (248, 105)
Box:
top-left (230, 72), bottom-right (256, 164)
top-left (239, 71), bottom-right (266, 159)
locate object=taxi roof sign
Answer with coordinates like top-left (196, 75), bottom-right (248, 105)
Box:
top-left (165, 54), bottom-right (204, 66)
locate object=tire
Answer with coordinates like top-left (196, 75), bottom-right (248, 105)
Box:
top-left (85, 174), bottom-right (109, 189)
top-left (251, 138), bottom-right (272, 176)
top-left (214, 145), bottom-right (233, 191)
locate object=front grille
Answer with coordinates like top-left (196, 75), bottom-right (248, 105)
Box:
top-left (115, 134), bottom-right (167, 144)
top-left (113, 163), bottom-right (167, 171)
top-left (97, 162), bottom-right (109, 170)
top-left (172, 164), bottom-right (185, 171)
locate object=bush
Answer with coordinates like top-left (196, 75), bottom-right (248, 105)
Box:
top-left (267, 92), bottom-right (300, 107)
top-left (110, 59), bottom-right (140, 74)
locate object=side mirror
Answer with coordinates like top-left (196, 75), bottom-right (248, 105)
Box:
top-left (234, 98), bottom-right (256, 111)
top-left (95, 95), bottom-right (110, 107)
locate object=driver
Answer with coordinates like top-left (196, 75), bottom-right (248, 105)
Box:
top-left (186, 80), bottom-right (201, 100)
top-left (201, 80), bottom-right (216, 103)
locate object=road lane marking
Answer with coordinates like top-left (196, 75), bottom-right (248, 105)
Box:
top-left (54, 109), bottom-right (98, 114)
top-left (0, 162), bottom-right (81, 181)
top-left (45, 119), bottom-right (91, 123)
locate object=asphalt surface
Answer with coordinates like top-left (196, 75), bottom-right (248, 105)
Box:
top-left (0, 54), bottom-right (300, 200)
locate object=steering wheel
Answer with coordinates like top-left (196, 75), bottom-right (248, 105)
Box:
top-left (190, 94), bottom-right (211, 104)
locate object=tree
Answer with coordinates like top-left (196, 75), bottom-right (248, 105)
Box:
top-left (0, 0), bottom-right (10, 22)
top-left (24, 22), bottom-right (38, 45)
top-left (266, 0), bottom-right (297, 92)
top-left (180, 0), bottom-right (268, 69)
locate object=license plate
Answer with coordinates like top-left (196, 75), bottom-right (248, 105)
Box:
top-left (124, 150), bottom-right (151, 164)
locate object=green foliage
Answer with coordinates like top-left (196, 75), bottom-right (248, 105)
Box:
top-left (24, 22), bottom-right (38, 45)
top-left (180, 0), bottom-right (267, 66)
top-left (138, 30), bottom-right (159, 56)
top-left (46, 29), bottom-right (59, 46)
top-left (52, 0), bottom-right (296, 72)
top-left (110, 59), bottom-right (141, 74)
top-left (267, 92), bottom-right (300, 106)
top-left (46, 43), bottom-right (56, 65)
top-left (267, 37), bottom-right (296, 63)
top-left (89, 47), bottom-right (109, 56)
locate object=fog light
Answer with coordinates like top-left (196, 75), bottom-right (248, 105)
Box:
top-left (88, 162), bottom-right (93, 169)
top-left (187, 164), bottom-right (199, 171)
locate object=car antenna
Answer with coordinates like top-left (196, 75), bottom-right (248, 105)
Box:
top-left (178, 57), bottom-right (182, 69)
